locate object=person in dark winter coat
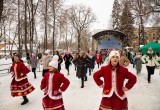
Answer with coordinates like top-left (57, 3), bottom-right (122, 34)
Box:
top-left (88, 51), bottom-right (96, 75)
top-left (10, 53), bottom-right (35, 105)
top-left (63, 51), bottom-right (73, 75)
top-left (93, 50), bottom-right (137, 110)
top-left (29, 53), bottom-right (38, 79)
top-left (26, 53), bottom-right (30, 64)
top-left (55, 51), bottom-right (63, 72)
top-left (83, 52), bottom-right (91, 81)
top-left (126, 50), bottom-right (132, 62)
top-left (73, 51), bottom-right (89, 88)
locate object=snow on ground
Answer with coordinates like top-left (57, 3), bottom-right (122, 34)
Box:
top-left (0, 58), bottom-right (160, 110)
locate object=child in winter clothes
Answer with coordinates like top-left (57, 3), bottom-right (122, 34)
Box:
top-left (93, 50), bottom-right (137, 110)
top-left (41, 59), bottom-right (70, 110)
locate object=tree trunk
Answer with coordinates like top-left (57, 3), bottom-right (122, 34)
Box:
top-left (0, 0), bottom-right (3, 22)
top-left (24, 0), bottom-right (28, 54)
top-left (18, 0), bottom-right (21, 54)
top-left (31, 0), bottom-right (34, 53)
top-left (44, 0), bottom-right (48, 50)
top-left (52, 0), bottom-right (55, 54)
top-left (78, 32), bottom-right (81, 52)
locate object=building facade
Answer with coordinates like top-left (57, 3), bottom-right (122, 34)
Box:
top-left (132, 27), bottom-right (160, 51)
top-left (92, 30), bottom-right (127, 52)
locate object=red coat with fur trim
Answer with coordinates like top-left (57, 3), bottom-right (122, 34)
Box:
top-left (41, 72), bottom-right (70, 98)
top-left (10, 62), bottom-right (35, 97)
top-left (93, 65), bottom-right (137, 98)
top-left (10, 62), bottom-right (30, 78)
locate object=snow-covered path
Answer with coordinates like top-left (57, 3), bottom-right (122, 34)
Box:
top-left (0, 58), bottom-right (160, 110)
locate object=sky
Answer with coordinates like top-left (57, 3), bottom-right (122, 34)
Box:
top-left (65, 0), bottom-right (114, 30)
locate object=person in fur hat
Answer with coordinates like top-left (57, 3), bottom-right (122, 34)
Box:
top-left (93, 50), bottom-right (137, 110)
top-left (41, 59), bottom-right (70, 110)
top-left (10, 53), bottom-right (35, 105)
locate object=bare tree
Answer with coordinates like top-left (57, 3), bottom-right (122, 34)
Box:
top-left (18, 0), bottom-right (21, 54)
top-left (69, 4), bottom-right (96, 52)
top-left (57, 8), bottom-right (71, 51)
top-left (0, 0), bottom-right (3, 22)
top-left (80, 29), bottom-right (91, 51)
top-left (24, 0), bottom-right (28, 53)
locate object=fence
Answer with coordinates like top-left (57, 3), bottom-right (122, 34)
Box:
top-left (0, 63), bottom-right (12, 74)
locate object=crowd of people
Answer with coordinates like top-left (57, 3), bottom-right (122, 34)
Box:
top-left (9, 48), bottom-right (160, 110)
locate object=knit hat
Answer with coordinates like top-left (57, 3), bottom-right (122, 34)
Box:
top-left (147, 47), bottom-right (153, 53)
top-left (108, 50), bottom-right (120, 61)
top-left (14, 53), bottom-right (21, 59)
top-left (148, 47), bottom-right (152, 50)
top-left (49, 60), bottom-right (58, 69)
top-left (52, 55), bottom-right (59, 61)
top-left (44, 49), bottom-right (50, 55)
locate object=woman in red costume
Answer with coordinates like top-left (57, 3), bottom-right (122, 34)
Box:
top-left (10, 53), bottom-right (35, 105)
top-left (93, 50), bottom-right (137, 110)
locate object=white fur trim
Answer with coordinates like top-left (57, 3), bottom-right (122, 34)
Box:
top-left (102, 69), bottom-right (126, 100)
top-left (44, 73), bottom-right (62, 100)
top-left (13, 64), bottom-right (27, 81)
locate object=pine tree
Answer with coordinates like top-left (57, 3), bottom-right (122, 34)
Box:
top-left (119, 1), bottom-right (134, 45)
top-left (111, 0), bottom-right (121, 30)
